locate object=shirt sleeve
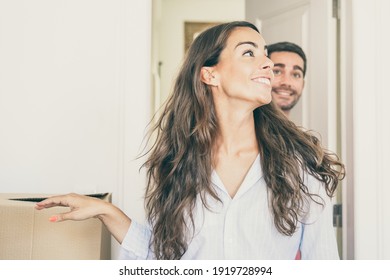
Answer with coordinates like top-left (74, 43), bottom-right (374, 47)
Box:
top-left (118, 220), bottom-right (154, 260)
top-left (299, 175), bottom-right (340, 260)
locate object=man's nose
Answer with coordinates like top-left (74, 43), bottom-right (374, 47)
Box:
top-left (279, 73), bottom-right (293, 87)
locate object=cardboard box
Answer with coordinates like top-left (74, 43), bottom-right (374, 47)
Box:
top-left (0, 193), bottom-right (111, 260)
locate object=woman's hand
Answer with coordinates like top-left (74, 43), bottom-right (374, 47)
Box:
top-left (35, 193), bottom-right (131, 244)
top-left (35, 193), bottom-right (106, 222)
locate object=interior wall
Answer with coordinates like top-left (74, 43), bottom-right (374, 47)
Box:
top-left (351, 0), bottom-right (390, 259)
top-left (0, 0), bottom-right (152, 259)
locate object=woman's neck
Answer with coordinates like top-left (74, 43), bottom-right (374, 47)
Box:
top-left (213, 106), bottom-right (259, 159)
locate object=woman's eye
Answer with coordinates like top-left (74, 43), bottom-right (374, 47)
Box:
top-left (243, 50), bottom-right (254, 57)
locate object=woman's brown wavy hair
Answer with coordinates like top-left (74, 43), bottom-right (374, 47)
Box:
top-left (142, 21), bottom-right (345, 259)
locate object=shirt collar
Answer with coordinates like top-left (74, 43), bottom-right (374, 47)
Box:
top-left (211, 154), bottom-right (264, 200)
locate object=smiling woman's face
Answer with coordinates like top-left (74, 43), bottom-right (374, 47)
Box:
top-left (210, 27), bottom-right (275, 109)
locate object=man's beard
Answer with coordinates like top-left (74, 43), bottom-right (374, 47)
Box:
top-left (279, 97), bottom-right (300, 111)
top-left (272, 87), bottom-right (301, 111)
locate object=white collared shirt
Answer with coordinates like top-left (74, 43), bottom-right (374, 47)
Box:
top-left (119, 154), bottom-right (339, 259)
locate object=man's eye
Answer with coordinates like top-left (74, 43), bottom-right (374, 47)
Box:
top-left (273, 69), bottom-right (282, 75)
top-left (243, 50), bottom-right (254, 57)
top-left (293, 73), bottom-right (302, 79)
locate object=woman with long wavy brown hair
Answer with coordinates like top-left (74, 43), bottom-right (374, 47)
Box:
top-left (36, 21), bottom-right (345, 260)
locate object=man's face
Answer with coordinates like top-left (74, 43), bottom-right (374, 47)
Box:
top-left (269, 51), bottom-right (305, 114)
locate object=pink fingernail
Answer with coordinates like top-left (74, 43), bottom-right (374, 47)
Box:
top-left (49, 216), bottom-right (58, 222)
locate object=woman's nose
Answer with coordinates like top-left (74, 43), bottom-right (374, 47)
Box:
top-left (261, 56), bottom-right (274, 70)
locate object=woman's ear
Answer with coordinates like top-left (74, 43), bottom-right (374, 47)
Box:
top-left (200, 67), bottom-right (218, 86)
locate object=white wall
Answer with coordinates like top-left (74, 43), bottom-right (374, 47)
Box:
top-left (0, 0), bottom-right (152, 259)
top-left (350, 0), bottom-right (390, 259)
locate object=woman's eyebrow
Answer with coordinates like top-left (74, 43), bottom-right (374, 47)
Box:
top-left (234, 41), bottom-right (258, 49)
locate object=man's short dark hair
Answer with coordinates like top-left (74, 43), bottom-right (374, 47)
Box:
top-left (267, 41), bottom-right (307, 77)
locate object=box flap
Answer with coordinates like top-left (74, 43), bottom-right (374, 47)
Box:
top-left (7, 193), bottom-right (109, 203)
